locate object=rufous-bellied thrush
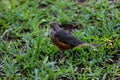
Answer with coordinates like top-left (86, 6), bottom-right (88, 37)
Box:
top-left (50, 22), bottom-right (97, 52)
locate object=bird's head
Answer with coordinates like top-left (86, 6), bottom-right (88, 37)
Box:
top-left (50, 22), bottom-right (62, 31)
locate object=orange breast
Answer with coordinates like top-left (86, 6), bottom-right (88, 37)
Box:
top-left (51, 37), bottom-right (73, 51)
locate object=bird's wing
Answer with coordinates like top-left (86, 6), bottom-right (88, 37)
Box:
top-left (55, 30), bottom-right (84, 47)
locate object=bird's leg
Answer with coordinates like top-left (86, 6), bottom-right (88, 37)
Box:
top-left (58, 50), bottom-right (66, 63)
top-left (59, 50), bottom-right (64, 60)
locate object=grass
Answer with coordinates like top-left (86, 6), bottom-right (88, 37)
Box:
top-left (0, 0), bottom-right (120, 80)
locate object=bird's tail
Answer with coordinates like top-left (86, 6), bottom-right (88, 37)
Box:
top-left (78, 43), bottom-right (98, 47)
top-left (73, 43), bottom-right (98, 51)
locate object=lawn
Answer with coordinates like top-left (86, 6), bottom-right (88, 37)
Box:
top-left (0, 0), bottom-right (120, 80)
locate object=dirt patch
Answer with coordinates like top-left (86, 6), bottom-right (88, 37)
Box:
top-left (39, 2), bottom-right (51, 9)
top-left (39, 3), bottom-right (48, 9)
top-left (76, 0), bottom-right (87, 3)
top-left (60, 23), bottom-right (82, 33)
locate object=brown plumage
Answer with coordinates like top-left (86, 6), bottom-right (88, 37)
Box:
top-left (50, 22), bottom-right (97, 52)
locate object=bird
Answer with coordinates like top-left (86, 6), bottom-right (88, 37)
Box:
top-left (50, 22), bottom-right (97, 53)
